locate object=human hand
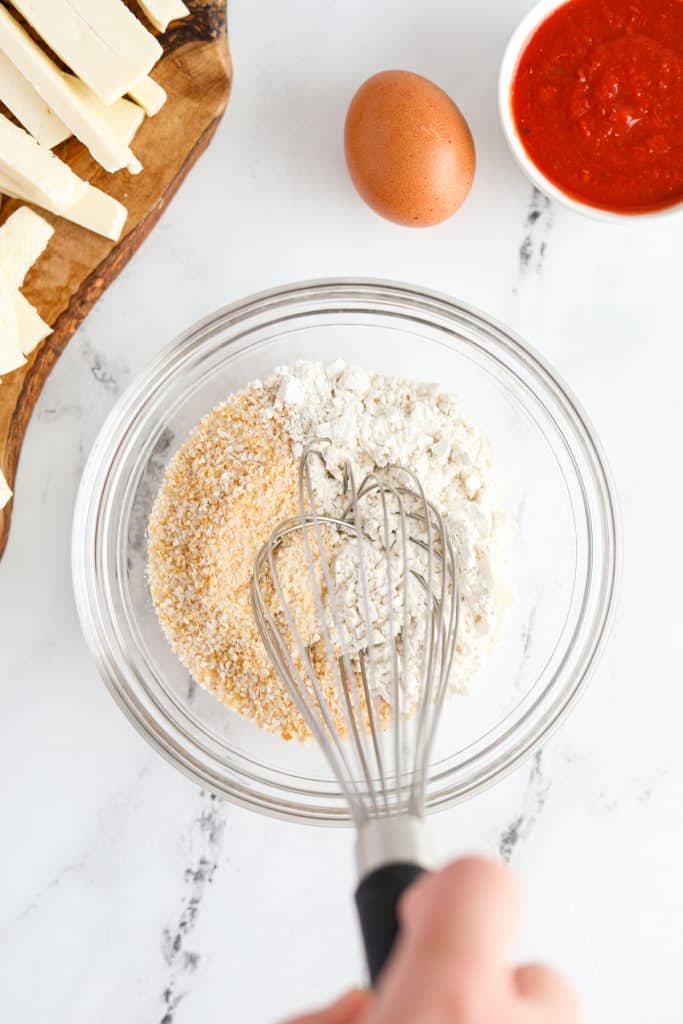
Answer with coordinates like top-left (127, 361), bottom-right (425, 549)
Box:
top-left (284, 857), bottom-right (583, 1024)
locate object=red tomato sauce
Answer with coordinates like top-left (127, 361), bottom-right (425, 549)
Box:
top-left (511, 0), bottom-right (683, 213)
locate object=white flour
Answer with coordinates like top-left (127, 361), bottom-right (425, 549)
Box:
top-left (269, 360), bottom-right (500, 709)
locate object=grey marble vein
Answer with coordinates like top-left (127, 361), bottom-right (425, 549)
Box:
top-left (0, 859), bottom-right (85, 937)
top-left (511, 600), bottom-right (539, 695)
top-left (515, 187), bottom-right (553, 285)
top-left (498, 750), bottom-right (552, 862)
top-left (0, 764), bottom-right (152, 940)
top-left (36, 403), bottom-right (84, 422)
top-left (80, 340), bottom-right (129, 397)
top-left (158, 792), bottom-right (227, 1024)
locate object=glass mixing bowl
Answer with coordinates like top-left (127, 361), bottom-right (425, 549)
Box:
top-left (72, 279), bottom-right (619, 823)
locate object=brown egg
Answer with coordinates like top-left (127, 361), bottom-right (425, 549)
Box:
top-left (344, 70), bottom-right (476, 227)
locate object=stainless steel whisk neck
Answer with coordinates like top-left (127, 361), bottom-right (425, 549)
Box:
top-left (356, 816), bottom-right (434, 878)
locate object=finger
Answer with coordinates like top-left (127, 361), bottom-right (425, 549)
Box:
top-left (515, 964), bottom-right (584, 1022)
top-left (400, 857), bottom-right (522, 966)
top-left (282, 988), bottom-right (370, 1024)
top-left (366, 858), bottom-right (521, 1023)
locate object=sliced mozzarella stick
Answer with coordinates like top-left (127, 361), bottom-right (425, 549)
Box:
top-left (104, 97), bottom-right (145, 146)
top-left (0, 30), bottom-right (147, 150)
top-left (0, 207), bottom-right (54, 287)
top-left (8, 0), bottom-right (161, 104)
top-left (128, 75), bottom-right (166, 116)
top-left (0, 51), bottom-right (70, 148)
top-left (0, 54), bottom-right (143, 150)
top-left (61, 186), bottom-right (128, 241)
top-left (12, 290), bottom-right (51, 355)
top-left (65, 75), bottom-right (145, 146)
top-left (0, 214), bottom-right (52, 359)
top-left (0, 114), bottom-right (87, 212)
top-left (0, 270), bottom-right (24, 373)
top-left (0, 172), bottom-right (128, 242)
top-left (0, 467), bottom-right (11, 509)
top-left (137, 0), bottom-right (189, 32)
top-left (0, 7), bottom-right (142, 174)
top-left (65, 0), bottom-right (162, 73)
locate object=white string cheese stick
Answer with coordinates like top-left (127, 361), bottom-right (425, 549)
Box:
top-left (13, 289), bottom-right (51, 356)
top-left (136, 0), bottom-right (189, 33)
top-left (8, 0), bottom-right (161, 103)
top-left (0, 50), bottom-right (69, 148)
top-left (128, 75), bottom-right (166, 116)
top-left (0, 7), bottom-right (142, 173)
top-left (0, 269), bottom-right (24, 374)
top-left (65, 75), bottom-right (145, 146)
top-left (0, 207), bottom-right (54, 288)
top-left (0, 172), bottom-right (128, 243)
top-left (0, 467), bottom-right (12, 510)
top-left (0, 52), bottom-right (146, 150)
top-left (0, 113), bottom-right (87, 212)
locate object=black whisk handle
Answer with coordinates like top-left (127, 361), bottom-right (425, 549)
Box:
top-left (355, 862), bottom-right (425, 985)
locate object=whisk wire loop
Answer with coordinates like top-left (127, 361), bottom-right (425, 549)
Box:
top-left (299, 451), bottom-right (379, 817)
top-left (257, 522), bottom-right (365, 819)
top-left (251, 445), bottom-right (460, 825)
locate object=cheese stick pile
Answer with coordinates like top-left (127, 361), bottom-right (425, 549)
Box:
top-left (0, 0), bottom-right (190, 509)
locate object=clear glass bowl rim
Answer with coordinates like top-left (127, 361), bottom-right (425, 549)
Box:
top-left (72, 278), bottom-right (621, 824)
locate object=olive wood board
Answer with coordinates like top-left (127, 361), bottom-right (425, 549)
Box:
top-left (0, 0), bottom-right (231, 559)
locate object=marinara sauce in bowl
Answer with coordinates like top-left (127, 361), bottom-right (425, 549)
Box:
top-left (499, 0), bottom-right (683, 220)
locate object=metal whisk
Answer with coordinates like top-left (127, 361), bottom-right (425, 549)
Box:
top-left (251, 445), bottom-right (460, 983)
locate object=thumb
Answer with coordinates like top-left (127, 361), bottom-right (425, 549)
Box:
top-left (282, 988), bottom-right (370, 1024)
top-left (366, 857), bottom-right (521, 1023)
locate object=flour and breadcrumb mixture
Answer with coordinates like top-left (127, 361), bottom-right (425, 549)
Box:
top-left (148, 360), bottom-right (502, 741)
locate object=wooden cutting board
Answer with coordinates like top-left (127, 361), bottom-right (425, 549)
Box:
top-left (0, 0), bottom-right (231, 559)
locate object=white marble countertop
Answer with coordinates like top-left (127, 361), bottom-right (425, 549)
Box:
top-left (1, 1), bottom-right (681, 1020)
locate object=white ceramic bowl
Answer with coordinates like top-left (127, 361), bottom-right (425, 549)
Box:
top-left (498, 0), bottom-right (683, 224)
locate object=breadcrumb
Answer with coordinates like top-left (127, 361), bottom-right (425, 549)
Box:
top-left (148, 381), bottom-right (313, 740)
